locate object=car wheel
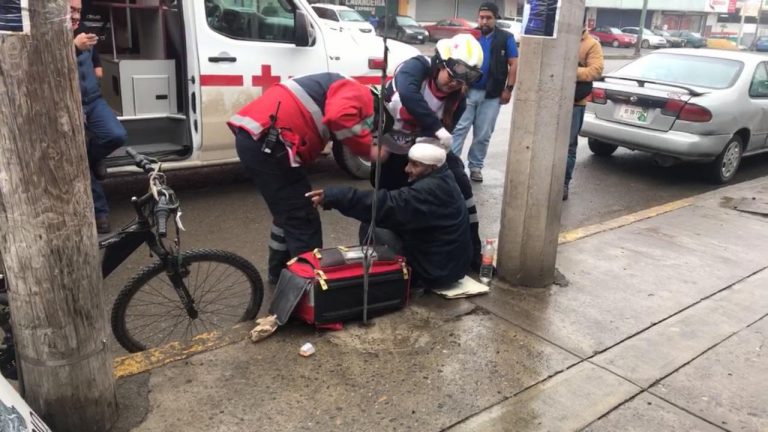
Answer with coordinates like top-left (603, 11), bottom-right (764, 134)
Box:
top-left (588, 139), bottom-right (618, 157)
top-left (611, 39), bottom-right (620, 48)
top-left (332, 141), bottom-right (371, 179)
top-left (641, 40), bottom-right (650, 49)
top-left (709, 136), bottom-right (743, 184)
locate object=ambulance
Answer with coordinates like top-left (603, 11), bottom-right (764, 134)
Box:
top-left (87, 0), bottom-right (419, 178)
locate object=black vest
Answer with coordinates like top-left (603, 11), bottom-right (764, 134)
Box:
top-left (484, 30), bottom-right (512, 99)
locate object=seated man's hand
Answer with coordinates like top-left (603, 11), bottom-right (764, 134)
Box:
top-left (305, 190), bottom-right (325, 208)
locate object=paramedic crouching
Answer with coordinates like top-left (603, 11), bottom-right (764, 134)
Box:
top-left (307, 141), bottom-right (471, 288)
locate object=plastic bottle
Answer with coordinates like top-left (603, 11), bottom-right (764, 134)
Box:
top-left (479, 239), bottom-right (495, 285)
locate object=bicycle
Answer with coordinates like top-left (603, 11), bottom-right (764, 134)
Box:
top-left (0, 148), bottom-right (264, 370)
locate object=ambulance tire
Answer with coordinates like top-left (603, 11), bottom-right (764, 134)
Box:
top-left (333, 142), bottom-right (371, 179)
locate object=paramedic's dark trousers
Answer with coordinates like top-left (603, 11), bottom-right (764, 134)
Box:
top-left (235, 130), bottom-right (322, 282)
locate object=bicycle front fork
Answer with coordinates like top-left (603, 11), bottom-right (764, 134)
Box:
top-left (166, 260), bottom-right (199, 320)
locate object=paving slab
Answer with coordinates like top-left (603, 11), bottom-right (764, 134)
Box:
top-left (129, 298), bottom-right (579, 432)
top-left (447, 362), bottom-right (639, 432)
top-left (592, 268), bottom-right (768, 387)
top-left (473, 203), bottom-right (768, 358)
top-left (650, 316), bottom-right (768, 432)
top-left (582, 392), bottom-right (723, 432)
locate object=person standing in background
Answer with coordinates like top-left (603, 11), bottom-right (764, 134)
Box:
top-left (450, 2), bottom-right (518, 183)
top-left (563, 28), bottom-right (604, 201)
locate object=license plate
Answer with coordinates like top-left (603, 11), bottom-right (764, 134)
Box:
top-left (619, 105), bottom-right (649, 123)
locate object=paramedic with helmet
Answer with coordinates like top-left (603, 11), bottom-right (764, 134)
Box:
top-left (228, 73), bottom-right (375, 284)
top-left (373, 34), bottom-right (485, 272)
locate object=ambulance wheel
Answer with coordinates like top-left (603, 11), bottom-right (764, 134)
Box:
top-left (333, 141), bottom-right (371, 179)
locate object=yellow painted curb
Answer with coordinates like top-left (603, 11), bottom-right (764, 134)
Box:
top-left (113, 322), bottom-right (251, 379)
top-left (112, 198), bottom-right (695, 379)
top-left (558, 198), bottom-right (694, 245)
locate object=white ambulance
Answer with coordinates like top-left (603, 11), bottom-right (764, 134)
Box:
top-left (91, 0), bottom-right (419, 178)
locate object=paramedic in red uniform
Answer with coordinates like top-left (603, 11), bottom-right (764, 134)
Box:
top-left (228, 73), bottom-right (375, 284)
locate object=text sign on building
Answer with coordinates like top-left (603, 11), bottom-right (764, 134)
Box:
top-left (344, 0), bottom-right (386, 15)
top-left (705, 0), bottom-right (737, 13)
top-left (522, 0), bottom-right (562, 38)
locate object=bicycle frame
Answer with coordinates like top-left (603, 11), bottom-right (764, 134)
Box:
top-left (99, 191), bottom-right (167, 278)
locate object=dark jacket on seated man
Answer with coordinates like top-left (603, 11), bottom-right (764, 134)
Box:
top-left (322, 163), bottom-right (471, 287)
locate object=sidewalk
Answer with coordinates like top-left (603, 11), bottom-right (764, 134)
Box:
top-left (110, 178), bottom-right (768, 432)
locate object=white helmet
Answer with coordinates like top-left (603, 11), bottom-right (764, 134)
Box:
top-left (435, 34), bottom-right (484, 83)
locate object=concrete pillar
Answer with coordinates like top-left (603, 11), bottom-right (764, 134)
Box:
top-left (496, 0), bottom-right (586, 288)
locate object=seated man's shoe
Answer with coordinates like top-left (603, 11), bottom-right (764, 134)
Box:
top-left (469, 169), bottom-right (483, 183)
top-left (95, 216), bottom-right (111, 234)
top-left (92, 160), bottom-right (107, 181)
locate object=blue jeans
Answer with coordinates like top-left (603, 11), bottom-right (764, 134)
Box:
top-left (450, 88), bottom-right (502, 171)
top-left (84, 97), bottom-right (126, 217)
top-left (565, 105), bottom-right (586, 186)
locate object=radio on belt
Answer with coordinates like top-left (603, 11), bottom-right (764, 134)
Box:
top-left (262, 102), bottom-right (282, 154)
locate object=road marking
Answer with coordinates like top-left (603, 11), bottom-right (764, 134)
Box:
top-left (558, 198), bottom-right (694, 245)
top-left (111, 197), bottom-right (695, 379)
top-left (113, 323), bottom-right (251, 379)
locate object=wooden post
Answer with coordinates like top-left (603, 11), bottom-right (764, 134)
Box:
top-left (496, 0), bottom-right (585, 287)
top-left (0, 1), bottom-right (117, 431)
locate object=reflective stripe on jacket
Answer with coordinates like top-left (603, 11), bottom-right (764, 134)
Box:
top-left (227, 73), bottom-right (374, 166)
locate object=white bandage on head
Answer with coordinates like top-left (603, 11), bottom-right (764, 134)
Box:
top-left (408, 138), bottom-right (447, 167)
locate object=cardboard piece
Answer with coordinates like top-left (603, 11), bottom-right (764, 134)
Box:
top-left (433, 276), bottom-right (490, 299)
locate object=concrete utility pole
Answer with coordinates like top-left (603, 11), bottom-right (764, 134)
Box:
top-left (496, 0), bottom-right (586, 287)
top-left (0, 1), bottom-right (117, 431)
top-left (635, 0), bottom-right (649, 56)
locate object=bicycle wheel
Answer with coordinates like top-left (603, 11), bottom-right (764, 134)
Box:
top-left (111, 249), bottom-right (263, 353)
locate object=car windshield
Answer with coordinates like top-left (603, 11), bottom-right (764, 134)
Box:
top-left (688, 32), bottom-right (702, 38)
top-left (497, 21), bottom-right (511, 28)
top-left (338, 10), bottom-right (365, 22)
top-left (609, 28), bottom-right (623, 34)
top-left (758, 36), bottom-right (768, 42)
top-left (396, 16), bottom-right (418, 26)
top-left (616, 53), bottom-right (743, 89)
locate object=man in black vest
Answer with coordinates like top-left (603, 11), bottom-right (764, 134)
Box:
top-left (450, 2), bottom-right (518, 183)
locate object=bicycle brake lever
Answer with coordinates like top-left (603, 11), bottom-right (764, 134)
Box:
top-left (175, 209), bottom-right (185, 231)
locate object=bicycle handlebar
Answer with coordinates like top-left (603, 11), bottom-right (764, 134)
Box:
top-left (155, 196), bottom-right (171, 238)
top-left (126, 147), bottom-right (154, 174)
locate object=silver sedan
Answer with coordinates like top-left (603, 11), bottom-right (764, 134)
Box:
top-left (581, 49), bottom-right (768, 183)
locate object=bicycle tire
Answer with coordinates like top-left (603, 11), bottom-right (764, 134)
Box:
top-left (111, 249), bottom-right (263, 353)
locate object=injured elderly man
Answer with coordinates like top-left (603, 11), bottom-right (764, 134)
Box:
top-left (306, 140), bottom-right (472, 289)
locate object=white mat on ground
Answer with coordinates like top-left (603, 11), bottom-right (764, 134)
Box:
top-left (433, 276), bottom-right (490, 299)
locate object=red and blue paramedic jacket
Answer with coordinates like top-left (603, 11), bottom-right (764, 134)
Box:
top-left (227, 73), bottom-right (374, 166)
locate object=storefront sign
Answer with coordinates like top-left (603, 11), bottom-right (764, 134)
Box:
top-left (705, 0), bottom-right (737, 13)
top-left (522, 0), bottom-right (562, 38)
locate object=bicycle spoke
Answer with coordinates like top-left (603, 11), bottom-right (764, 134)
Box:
top-left (131, 310), bottom-right (186, 343)
top-left (159, 313), bottom-right (189, 345)
top-left (195, 264), bottom-right (238, 306)
top-left (126, 311), bottom-right (179, 333)
top-left (196, 275), bottom-right (249, 308)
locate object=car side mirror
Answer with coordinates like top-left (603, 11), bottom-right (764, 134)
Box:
top-left (295, 10), bottom-right (315, 47)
